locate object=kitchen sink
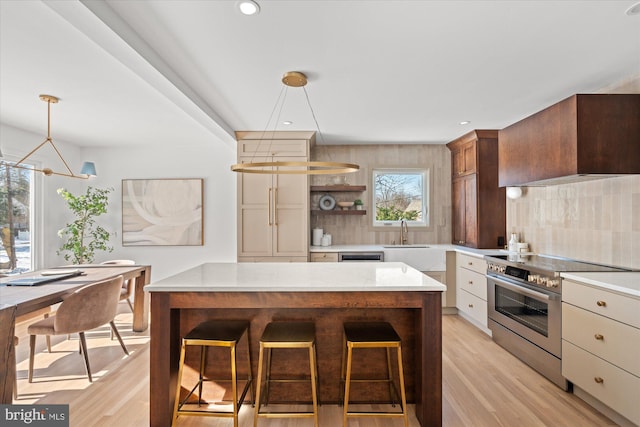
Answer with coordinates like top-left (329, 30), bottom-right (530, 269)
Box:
top-left (382, 246), bottom-right (445, 271)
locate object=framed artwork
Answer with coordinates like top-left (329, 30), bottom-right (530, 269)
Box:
top-left (122, 178), bottom-right (203, 246)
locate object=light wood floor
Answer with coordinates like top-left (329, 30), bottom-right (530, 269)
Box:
top-left (13, 309), bottom-right (618, 426)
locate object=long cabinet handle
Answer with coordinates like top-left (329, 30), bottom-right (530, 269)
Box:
top-left (268, 188), bottom-right (272, 226)
top-left (274, 188), bottom-right (278, 226)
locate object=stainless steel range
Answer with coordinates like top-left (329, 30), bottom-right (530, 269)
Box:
top-left (484, 254), bottom-right (629, 390)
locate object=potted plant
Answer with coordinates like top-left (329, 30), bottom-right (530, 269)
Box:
top-left (354, 199), bottom-right (364, 210)
top-left (57, 186), bottom-right (114, 264)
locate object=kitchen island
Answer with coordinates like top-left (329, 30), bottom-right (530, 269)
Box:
top-left (145, 262), bottom-right (446, 426)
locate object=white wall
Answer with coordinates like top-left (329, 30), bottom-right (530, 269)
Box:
top-left (81, 143), bottom-right (237, 281)
top-left (1, 123), bottom-right (238, 281)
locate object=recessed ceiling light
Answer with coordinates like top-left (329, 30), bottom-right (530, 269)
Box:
top-left (283, 121), bottom-right (293, 125)
top-left (459, 121), bottom-right (471, 125)
top-left (238, 0), bottom-right (260, 16)
top-left (626, 1), bottom-right (640, 15)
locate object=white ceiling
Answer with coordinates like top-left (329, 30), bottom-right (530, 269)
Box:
top-left (1, 0), bottom-right (638, 149)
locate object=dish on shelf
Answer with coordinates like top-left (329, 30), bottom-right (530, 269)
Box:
top-left (337, 201), bottom-right (354, 210)
top-left (319, 194), bottom-right (336, 210)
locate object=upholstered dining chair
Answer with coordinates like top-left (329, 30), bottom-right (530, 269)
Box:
top-left (100, 260), bottom-right (136, 311)
top-left (27, 275), bottom-right (129, 383)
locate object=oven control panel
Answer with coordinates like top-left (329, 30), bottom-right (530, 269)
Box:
top-left (527, 274), bottom-right (560, 288)
top-left (487, 261), bottom-right (560, 289)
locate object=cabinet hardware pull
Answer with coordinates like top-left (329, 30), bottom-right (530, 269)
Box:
top-left (468, 304), bottom-right (473, 308)
top-left (594, 334), bottom-right (604, 340)
top-left (274, 188), bottom-right (279, 226)
top-left (468, 262), bottom-right (473, 266)
top-left (268, 188), bottom-right (272, 226)
top-left (596, 300), bottom-right (607, 307)
top-left (594, 377), bottom-right (604, 384)
top-left (468, 281), bottom-right (473, 285)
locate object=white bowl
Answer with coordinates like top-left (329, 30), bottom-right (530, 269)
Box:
top-left (337, 201), bottom-right (354, 210)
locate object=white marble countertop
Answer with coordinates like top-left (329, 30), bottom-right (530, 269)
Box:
top-left (309, 244), bottom-right (503, 263)
top-left (145, 262), bottom-right (447, 293)
top-left (561, 272), bottom-right (640, 298)
top-left (309, 243), bottom-right (502, 256)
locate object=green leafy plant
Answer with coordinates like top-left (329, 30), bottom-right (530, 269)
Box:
top-left (57, 186), bottom-right (114, 264)
top-left (353, 199), bottom-right (363, 206)
top-left (375, 206), bottom-right (418, 221)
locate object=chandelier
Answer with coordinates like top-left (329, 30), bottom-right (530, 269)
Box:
top-left (5, 95), bottom-right (96, 179)
top-left (230, 72), bottom-right (359, 175)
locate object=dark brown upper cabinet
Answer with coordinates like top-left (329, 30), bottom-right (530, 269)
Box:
top-left (498, 94), bottom-right (640, 187)
top-left (447, 130), bottom-right (506, 249)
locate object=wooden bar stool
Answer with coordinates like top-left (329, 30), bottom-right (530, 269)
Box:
top-left (341, 321), bottom-right (408, 427)
top-left (172, 319), bottom-right (253, 427)
top-left (254, 321), bottom-right (319, 427)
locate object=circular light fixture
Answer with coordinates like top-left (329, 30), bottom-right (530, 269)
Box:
top-left (626, 1), bottom-right (640, 15)
top-left (238, 0), bottom-right (260, 15)
top-left (231, 161), bottom-right (360, 175)
top-left (459, 120), bottom-right (471, 125)
top-left (282, 120), bottom-right (293, 125)
top-left (231, 71), bottom-right (361, 175)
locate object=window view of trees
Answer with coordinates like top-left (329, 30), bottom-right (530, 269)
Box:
top-left (373, 170), bottom-right (428, 225)
top-left (0, 162), bottom-right (32, 274)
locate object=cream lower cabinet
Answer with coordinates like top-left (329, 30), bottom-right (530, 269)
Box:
top-left (455, 252), bottom-right (489, 332)
top-left (237, 133), bottom-right (313, 262)
top-left (562, 279), bottom-right (640, 426)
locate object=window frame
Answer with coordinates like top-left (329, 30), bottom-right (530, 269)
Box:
top-left (0, 156), bottom-right (37, 272)
top-left (371, 168), bottom-right (430, 228)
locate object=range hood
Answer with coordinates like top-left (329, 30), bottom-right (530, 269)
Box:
top-left (498, 94), bottom-right (640, 187)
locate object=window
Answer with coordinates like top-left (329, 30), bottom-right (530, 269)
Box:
top-left (373, 169), bottom-right (429, 227)
top-left (0, 161), bottom-right (33, 274)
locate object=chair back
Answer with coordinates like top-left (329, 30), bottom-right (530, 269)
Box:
top-left (100, 260), bottom-right (135, 266)
top-left (53, 275), bottom-right (124, 334)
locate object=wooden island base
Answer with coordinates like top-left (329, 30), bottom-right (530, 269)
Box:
top-left (150, 290), bottom-right (442, 426)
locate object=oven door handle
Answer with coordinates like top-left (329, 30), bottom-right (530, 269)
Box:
top-left (489, 275), bottom-right (551, 301)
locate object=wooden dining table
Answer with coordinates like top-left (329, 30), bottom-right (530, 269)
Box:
top-left (0, 264), bottom-right (151, 404)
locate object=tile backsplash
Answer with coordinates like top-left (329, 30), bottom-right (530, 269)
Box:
top-left (311, 144), bottom-right (452, 245)
top-left (506, 175), bottom-right (640, 269)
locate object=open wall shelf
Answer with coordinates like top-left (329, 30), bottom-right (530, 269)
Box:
top-left (310, 185), bottom-right (366, 192)
top-left (311, 209), bottom-right (366, 215)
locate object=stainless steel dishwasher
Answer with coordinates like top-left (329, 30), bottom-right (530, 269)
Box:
top-left (338, 252), bottom-right (384, 262)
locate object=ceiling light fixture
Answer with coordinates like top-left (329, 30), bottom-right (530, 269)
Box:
top-left (231, 71), bottom-right (360, 175)
top-left (238, 0), bottom-right (260, 15)
top-left (3, 95), bottom-right (96, 179)
top-left (626, 1), bottom-right (640, 15)
top-left (459, 121), bottom-right (471, 125)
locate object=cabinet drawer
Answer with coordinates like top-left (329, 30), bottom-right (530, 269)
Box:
top-left (310, 252), bottom-right (339, 262)
top-left (563, 340), bottom-right (640, 425)
top-left (457, 267), bottom-right (487, 300)
top-left (457, 253), bottom-right (486, 275)
top-left (563, 280), bottom-right (640, 328)
top-left (457, 289), bottom-right (487, 327)
top-left (238, 139), bottom-right (308, 157)
top-left (563, 303), bottom-right (640, 377)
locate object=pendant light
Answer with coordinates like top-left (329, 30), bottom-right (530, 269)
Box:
top-left (4, 95), bottom-right (96, 179)
top-left (230, 72), bottom-right (359, 175)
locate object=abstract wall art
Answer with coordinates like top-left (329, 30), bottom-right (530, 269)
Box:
top-left (122, 178), bottom-right (203, 246)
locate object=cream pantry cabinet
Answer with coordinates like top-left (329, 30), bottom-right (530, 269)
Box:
top-left (562, 279), bottom-right (640, 425)
top-left (236, 132), bottom-right (313, 262)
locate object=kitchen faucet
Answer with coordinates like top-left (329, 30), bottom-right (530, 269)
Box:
top-left (400, 219), bottom-right (408, 245)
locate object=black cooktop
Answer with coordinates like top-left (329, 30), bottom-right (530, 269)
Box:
top-left (486, 254), bottom-right (630, 273)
